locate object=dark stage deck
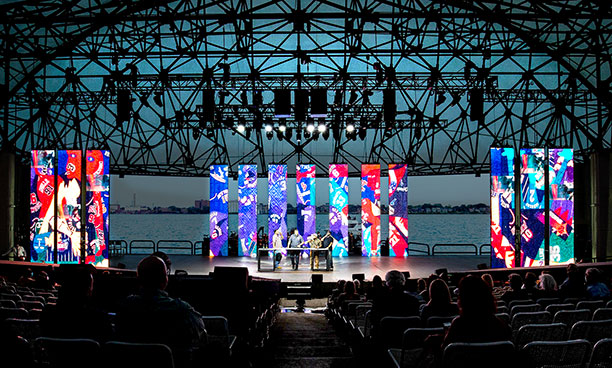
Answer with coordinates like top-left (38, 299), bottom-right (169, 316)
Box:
top-left (110, 254), bottom-right (490, 282)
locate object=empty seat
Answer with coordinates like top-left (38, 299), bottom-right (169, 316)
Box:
top-left (511, 311), bottom-right (552, 331)
top-left (496, 300), bottom-right (507, 308)
top-left (0, 293), bottom-right (22, 302)
top-left (589, 338), bottom-right (612, 368)
top-left (379, 316), bottom-right (422, 348)
top-left (388, 327), bottom-right (444, 368)
top-left (536, 298), bottom-right (561, 309)
top-left (521, 339), bottom-right (591, 368)
top-left (497, 305), bottom-right (509, 314)
top-left (17, 300), bottom-right (44, 310)
top-left (6, 318), bottom-right (41, 341)
top-left (36, 337), bottom-right (101, 368)
top-left (576, 300), bottom-right (605, 315)
top-left (442, 341), bottom-right (516, 368)
top-left (569, 319), bottom-right (612, 343)
top-left (564, 298), bottom-right (583, 305)
top-left (23, 295), bottom-right (45, 304)
top-left (201, 316), bottom-right (235, 356)
top-left (104, 341), bottom-right (175, 368)
top-left (607, 300), bottom-right (612, 309)
top-left (0, 299), bottom-right (17, 308)
top-left (354, 305), bottom-right (371, 328)
top-left (510, 304), bottom-right (541, 317)
top-left (514, 323), bottom-right (566, 348)
top-left (546, 303), bottom-right (575, 315)
top-left (509, 299), bottom-right (535, 309)
top-left (0, 307), bottom-right (29, 320)
top-left (592, 308), bottom-right (612, 321)
top-left (495, 313), bottom-right (510, 326)
top-left (426, 315), bottom-right (457, 328)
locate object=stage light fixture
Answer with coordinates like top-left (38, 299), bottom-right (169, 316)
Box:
top-left (435, 92), bottom-right (447, 106)
top-left (285, 128), bottom-right (292, 140)
top-left (240, 90), bottom-right (248, 106)
top-left (153, 91), bottom-right (164, 107)
top-left (349, 90), bottom-right (358, 105)
top-left (346, 120), bottom-right (355, 132)
top-left (322, 129), bottom-right (330, 140)
top-left (266, 131), bottom-right (274, 140)
top-left (306, 121), bottom-right (315, 133)
top-left (304, 129), bottom-right (311, 139)
top-left (237, 122), bottom-right (246, 133)
top-left (265, 124), bottom-right (273, 132)
top-left (310, 88), bottom-right (328, 118)
top-left (245, 128), bottom-right (251, 140)
top-left (317, 121), bottom-right (326, 133)
top-left (358, 126), bottom-right (367, 140)
top-left (279, 118), bottom-right (287, 132)
top-left (276, 130), bottom-right (284, 140)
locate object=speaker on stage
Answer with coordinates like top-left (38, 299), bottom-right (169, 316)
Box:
top-left (352, 273), bottom-right (365, 282)
top-left (435, 268), bottom-right (448, 276)
top-left (213, 266), bottom-right (249, 291)
top-left (311, 274), bottom-right (323, 284)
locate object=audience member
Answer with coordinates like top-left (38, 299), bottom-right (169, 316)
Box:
top-left (353, 279), bottom-right (362, 294)
top-left (366, 275), bottom-right (387, 302)
top-left (152, 251), bottom-right (172, 275)
top-left (481, 273), bottom-right (494, 289)
top-left (585, 268), bottom-right (611, 300)
top-left (336, 280), bottom-right (361, 311)
top-left (559, 263), bottom-right (585, 299)
top-left (420, 279), bottom-right (459, 321)
top-left (370, 270), bottom-right (420, 332)
top-left (538, 273), bottom-right (559, 299)
top-left (501, 273), bottom-right (529, 304)
top-left (417, 278), bottom-right (428, 302)
top-left (522, 272), bottom-right (539, 299)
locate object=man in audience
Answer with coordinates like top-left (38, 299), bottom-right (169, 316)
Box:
top-left (522, 272), bottom-right (539, 299)
top-left (420, 279), bottom-right (459, 322)
top-left (585, 267), bottom-right (611, 300)
top-left (370, 270), bottom-right (420, 333)
top-left (559, 263), bottom-right (586, 299)
top-left (366, 275), bottom-right (386, 302)
top-left (116, 255), bottom-right (206, 368)
top-left (501, 273), bottom-right (528, 303)
top-left (152, 251), bottom-right (172, 275)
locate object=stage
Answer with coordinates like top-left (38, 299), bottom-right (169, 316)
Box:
top-left (110, 254), bottom-right (490, 282)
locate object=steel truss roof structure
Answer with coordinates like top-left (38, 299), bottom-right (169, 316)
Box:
top-left (1, 0), bottom-right (611, 177)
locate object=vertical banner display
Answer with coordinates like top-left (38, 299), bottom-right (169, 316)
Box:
top-left (329, 164), bottom-right (349, 257)
top-left (361, 164), bottom-right (381, 257)
top-left (549, 149), bottom-right (574, 265)
top-left (490, 148), bottom-right (516, 268)
top-left (520, 148), bottom-right (546, 267)
top-left (268, 164), bottom-right (287, 254)
top-left (388, 164), bottom-right (409, 257)
top-left (238, 164), bottom-right (258, 257)
top-left (297, 164), bottom-right (316, 255)
top-left (209, 165), bottom-right (229, 256)
top-left (56, 150), bottom-right (82, 264)
top-left (30, 150), bottom-right (56, 263)
top-left (85, 150), bottom-right (110, 267)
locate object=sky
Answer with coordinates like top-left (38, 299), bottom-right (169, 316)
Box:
top-left (110, 173), bottom-right (490, 208)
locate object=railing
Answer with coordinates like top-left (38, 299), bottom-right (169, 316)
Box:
top-left (407, 242), bottom-right (431, 256)
top-left (432, 243), bottom-right (478, 256)
top-left (479, 244), bottom-right (492, 255)
top-left (109, 240), bottom-right (128, 256)
top-left (157, 240), bottom-right (195, 255)
top-left (129, 240), bottom-right (156, 254)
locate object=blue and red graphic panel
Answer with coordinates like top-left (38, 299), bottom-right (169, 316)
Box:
top-left (238, 164), bottom-right (258, 257)
top-left (268, 164), bottom-right (287, 254)
top-left (30, 150), bottom-right (56, 263)
top-left (520, 148), bottom-right (546, 267)
top-left (361, 164), bottom-right (381, 257)
top-left (57, 150), bottom-right (82, 264)
top-left (549, 149), bottom-right (574, 265)
top-left (329, 164), bottom-right (348, 257)
top-left (388, 164), bottom-right (409, 257)
top-left (297, 164), bottom-right (316, 255)
top-left (85, 150), bottom-right (110, 267)
top-left (209, 165), bottom-right (229, 256)
top-left (490, 148), bottom-right (516, 268)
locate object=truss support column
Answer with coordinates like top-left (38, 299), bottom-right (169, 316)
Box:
top-left (0, 150), bottom-right (16, 256)
top-left (590, 150), bottom-right (612, 262)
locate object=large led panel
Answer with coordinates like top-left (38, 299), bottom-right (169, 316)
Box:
top-left (209, 165), bottom-right (229, 256)
top-left (329, 164), bottom-right (348, 257)
top-left (490, 148), bottom-right (516, 268)
top-left (297, 164), bottom-right (316, 255)
top-left (520, 148), bottom-right (546, 267)
top-left (238, 164), bottom-right (258, 257)
top-left (388, 164), bottom-right (409, 257)
top-left (549, 149), bottom-right (574, 265)
top-left (268, 164), bottom-right (287, 253)
top-left (361, 164), bottom-right (381, 257)
top-left (57, 150), bottom-right (82, 264)
top-left (85, 150), bottom-right (110, 267)
top-left (30, 150), bottom-right (56, 263)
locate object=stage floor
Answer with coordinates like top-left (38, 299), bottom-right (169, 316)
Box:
top-left (110, 254), bottom-right (489, 282)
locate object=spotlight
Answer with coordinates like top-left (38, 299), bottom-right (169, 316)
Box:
top-left (304, 129), bottom-right (311, 139)
top-left (317, 121), bottom-right (326, 133)
top-left (306, 122), bottom-right (315, 133)
top-left (279, 118), bottom-right (287, 132)
top-left (266, 131), bottom-right (274, 140)
top-left (346, 121), bottom-right (355, 133)
top-left (237, 123), bottom-right (246, 133)
top-left (265, 123), bottom-right (273, 132)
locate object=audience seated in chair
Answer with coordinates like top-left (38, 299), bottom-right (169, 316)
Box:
top-left (537, 273), bottom-right (559, 299)
top-left (522, 272), bottom-right (540, 300)
top-left (366, 275), bottom-right (386, 303)
top-left (420, 279), bottom-right (459, 321)
top-left (501, 273), bottom-right (529, 304)
top-left (370, 270), bottom-right (420, 335)
top-left (336, 280), bottom-right (361, 310)
top-left (40, 264), bottom-right (112, 342)
top-left (585, 268), bottom-right (610, 300)
top-left (559, 263), bottom-right (585, 300)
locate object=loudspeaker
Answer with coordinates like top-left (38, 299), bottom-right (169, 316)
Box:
top-left (310, 88), bottom-right (327, 117)
top-left (352, 273), bottom-right (365, 282)
top-left (274, 89), bottom-right (291, 117)
top-left (383, 89), bottom-right (396, 122)
top-left (294, 90), bottom-right (308, 121)
top-left (311, 274), bottom-right (323, 284)
top-left (402, 271), bottom-right (411, 280)
top-left (469, 88), bottom-right (483, 121)
top-left (213, 266), bottom-right (250, 290)
top-left (435, 268), bottom-right (448, 276)
top-left (202, 89), bottom-right (215, 122)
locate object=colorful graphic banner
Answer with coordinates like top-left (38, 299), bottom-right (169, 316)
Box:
top-left (57, 150), bottom-right (82, 264)
top-left (520, 148), bottom-right (546, 267)
top-left (238, 164), bottom-right (258, 257)
top-left (30, 150), bottom-right (56, 263)
top-left (388, 164), bottom-right (409, 257)
top-left (490, 148), bottom-right (516, 268)
top-left (329, 164), bottom-right (348, 257)
top-left (268, 164), bottom-right (287, 254)
top-left (209, 164), bottom-right (229, 256)
top-left (297, 164), bottom-right (316, 255)
top-left (361, 164), bottom-right (381, 257)
top-left (549, 149), bottom-right (574, 265)
top-left (85, 150), bottom-right (110, 267)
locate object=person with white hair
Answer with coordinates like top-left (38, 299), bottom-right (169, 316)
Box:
top-left (538, 273), bottom-right (559, 299)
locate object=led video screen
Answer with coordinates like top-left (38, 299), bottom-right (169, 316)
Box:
top-left (30, 150), bottom-right (56, 263)
top-left (549, 149), bottom-right (574, 265)
top-left (57, 150), bottom-right (82, 264)
top-left (361, 164), bottom-right (381, 257)
top-left (238, 164), bottom-right (258, 257)
top-left (329, 164), bottom-right (348, 257)
top-left (490, 148), bottom-right (516, 268)
top-left (85, 150), bottom-right (110, 267)
top-left (297, 164), bottom-right (316, 255)
top-left (209, 164), bottom-right (229, 256)
top-left (388, 164), bottom-right (409, 257)
top-left (268, 164), bottom-right (287, 253)
top-left (520, 148), bottom-right (546, 267)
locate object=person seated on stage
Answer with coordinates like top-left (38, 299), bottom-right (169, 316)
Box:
top-left (501, 273), bottom-right (529, 304)
top-left (366, 275), bottom-right (387, 303)
top-left (585, 267), bottom-right (610, 300)
top-left (272, 229), bottom-right (284, 269)
top-left (41, 264), bottom-right (113, 342)
top-left (559, 263), bottom-right (586, 300)
top-left (336, 280), bottom-right (361, 312)
top-left (309, 233), bottom-right (323, 269)
top-left (116, 256), bottom-right (206, 368)
top-left (370, 270), bottom-right (420, 335)
top-left (288, 228), bottom-right (303, 271)
top-left (420, 279), bottom-right (459, 322)
top-left (152, 251), bottom-right (172, 275)
top-left (322, 230), bottom-right (334, 270)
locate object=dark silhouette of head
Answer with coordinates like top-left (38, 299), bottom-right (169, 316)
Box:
top-left (458, 275), bottom-right (496, 317)
top-left (417, 278), bottom-right (427, 293)
top-left (59, 265), bottom-right (95, 303)
top-left (151, 251), bottom-right (171, 274)
top-left (137, 256), bottom-right (168, 291)
top-left (524, 272), bottom-right (537, 289)
top-left (585, 268), bottom-right (602, 285)
top-left (372, 275), bottom-right (383, 288)
top-left (385, 270), bottom-right (406, 290)
top-left (429, 279), bottom-right (452, 305)
top-left (481, 273), bottom-right (494, 289)
top-left (344, 280), bottom-right (356, 295)
top-left (508, 273), bottom-right (523, 291)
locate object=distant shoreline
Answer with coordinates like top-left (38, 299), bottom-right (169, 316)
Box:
top-left (111, 212), bottom-right (489, 215)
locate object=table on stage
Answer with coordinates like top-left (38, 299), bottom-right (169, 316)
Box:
top-left (257, 247), bottom-right (331, 271)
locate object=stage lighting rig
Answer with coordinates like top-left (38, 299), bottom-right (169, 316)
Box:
top-left (317, 119), bottom-right (326, 133)
top-left (279, 118), bottom-right (287, 132)
top-left (306, 121), bottom-right (316, 133)
top-left (348, 90), bottom-right (358, 105)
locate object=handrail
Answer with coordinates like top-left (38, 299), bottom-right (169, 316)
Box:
top-left (129, 240), bottom-right (156, 254)
top-left (479, 244), bottom-right (492, 255)
top-left (407, 242), bottom-right (431, 256)
top-left (109, 240), bottom-right (128, 256)
top-left (432, 243), bottom-right (478, 256)
top-left (157, 240), bottom-right (195, 255)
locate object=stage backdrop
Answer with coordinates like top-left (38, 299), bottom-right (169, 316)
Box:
top-left (57, 150), bottom-right (82, 264)
top-left (361, 164), bottom-right (381, 257)
top-left (388, 164), bottom-right (409, 256)
top-left (490, 147), bottom-right (516, 268)
top-left (297, 164), bottom-right (316, 255)
top-left (30, 150), bottom-right (56, 263)
top-left (329, 164), bottom-right (349, 257)
top-left (268, 164), bottom-right (288, 254)
top-left (520, 148), bottom-right (546, 267)
top-left (85, 150), bottom-right (110, 267)
top-left (209, 165), bottom-right (229, 256)
top-left (549, 149), bottom-right (574, 265)
top-left (238, 164), bottom-right (258, 257)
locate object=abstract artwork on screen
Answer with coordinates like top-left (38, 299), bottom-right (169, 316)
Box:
top-left (549, 149), bottom-right (574, 265)
top-left (520, 148), bottom-right (546, 267)
top-left (268, 164), bottom-right (287, 254)
top-left (297, 164), bottom-right (316, 256)
top-left (209, 164), bottom-right (229, 256)
top-left (85, 150), bottom-right (110, 267)
top-left (329, 164), bottom-right (348, 257)
top-left (490, 148), bottom-right (516, 268)
top-left (56, 150), bottom-right (82, 264)
top-left (388, 164), bottom-right (409, 257)
top-left (238, 164), bottom-right (258, 257)
top-left (361, 164), bottom-right (381, 257)
top-left (30, 150), bottom-right (56, 263)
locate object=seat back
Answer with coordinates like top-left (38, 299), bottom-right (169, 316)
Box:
top-left (17, 300), bottom-right (44, 310)
top-left (592, 308), bottom-right (612, 321)
top-left (511, 311), bottom-right (552, 331)
top-left (355, 305), bottom-right (372, 325)
top-left (442, 341), bottom-right (515, 368)
top-left (0, 307), bottom-right (29, 320)
top-left (510, 303), bottom-right (541, 317)
top-left (0, 293), bottom-right (22, 302)
top-left (426, 315), bottom-right (457, 328)
top-left (576, 300), bottom-right (605, 315)
top-left (553, 309), bottom-right (590, 329)
top-left (496, 305), bottom-right (509, 314)
top-left (514, 323), bottom-right (566, 348)
top-left (495, 313), bottom-right (510, 326)
top-left (536, 298), bottom-right (561, 309)
top-left (379, 316), bottom-right (422, 348)
top-left (589, 338), bottom-right (612, 368)
top-left (104, 341), bottom-right (175, 368)
top-left (546, 303), bottom-right (575, 315)
top-left (6, 318), bottom-right (41, 340)
top-left (563, 298), bottom-right (583, 305)
top-left (36, 337), bottom-right (101, 368)
top-left (569, 319), bottom-right (612, 343)
top-left (508, 299), bottom-right (535, 309)
top-left (403, 327), bottom-right (444, 350)
top-left (23, 295), bottom-right (46, 304)
top-left (607, 300), bottom-right (612, 309)
top-left (0, 299), bottom-right (17, 308)
top-left (522, 339), bottom-right (591, 368)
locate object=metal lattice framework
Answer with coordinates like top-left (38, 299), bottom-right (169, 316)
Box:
top-left (1, 0), bottom-right (611, 177)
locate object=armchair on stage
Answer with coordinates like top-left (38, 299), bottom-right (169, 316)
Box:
top-left (257, 247), bottom-right (331, 272)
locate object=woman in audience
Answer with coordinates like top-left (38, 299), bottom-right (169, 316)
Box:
top-left (538, 273), bottom-right (559, 299)
top-left (559, 263), bottom-right (585, 299)
top-left (366, 275), bottom-right (386, 302)
top-left (585, 268), bottom-right (611, 300)
top-left (417, 278), bottom-right (428, 301)
top-left (522, 272), bottom-right (539, 299)
top-left (336, 281), bottom-right (361, 311)
top-left (420, 279), bottom-right (459, 322)
top-left (501, 273), bottom-right (529, 303)
top-left (481, 273), bottom-right (494, 289)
